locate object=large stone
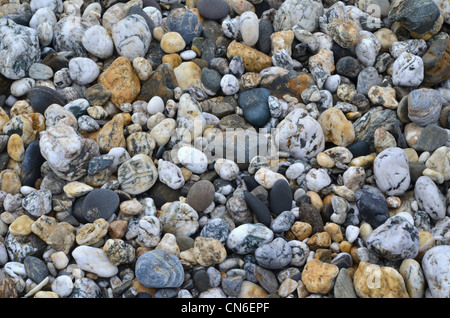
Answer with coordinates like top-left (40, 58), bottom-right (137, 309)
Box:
top-left (97, 56), bottom-right (141, 107)
top-left (318, 107), bottom-right (355, 147)
top-left (273, 0), bottom-right (323, 32)
top-left (226, 41), bottom-right (272, 72)
top-left (0, 19), bottom-right (40, 80)
top-left (422, 246), bottom-right (450, 298)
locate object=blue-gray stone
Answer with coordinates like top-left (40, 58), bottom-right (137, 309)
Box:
top-left (415, 124), bottom-right (448, 152)
top-left (81, 188), bottom-right (120, 222)
top-left (201, 67), bottom-right (221, 95)
top-left (255, 237), bottom-right (292, 269)
top-left (256, 19), bottom-right (274, 55)
top-left (199, 217), bottom-right (229, 243)
top-left (408, 88), bottom-right (443, 126)
top-left (197, 0), bottom-right (230, 21)
top-left (135, 249), bottom-right (184, 288)
top-left (269, 179), bottom-right (293, 216)
top-left (222, 275), bottom-right (243, 297)
top-left (271, 210), bottom-right (295, 233)
top-left (154, 288), bottom-right (178, 298)
top-left (388, 0), bottom-right (441, 35)
top-left (88, 155), bottom-right (114, 176)
top-left (357, 67), bottom-right (382, 96)
top-left (237, 88), bottom-right (271, 128)
top-left (24, 255), bottom-right (49, 284)
top-left (167, 8), bottom-right (202, 45)
top-left (193, 269), bottom-right (210, 292)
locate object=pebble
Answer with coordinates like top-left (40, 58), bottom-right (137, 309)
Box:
top-left (0, 0), bottom-right (446, 301)
top-left (135, 249), bottom-right (184, 288)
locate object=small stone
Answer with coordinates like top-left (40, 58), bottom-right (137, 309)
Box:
top-left (76, 218), bottom-right (109, 246)
top-left (81, 189), bottom-right (119, 223)
top-left (177, 146), bottom-right (208, 174)
top-left (9, 215), bottom-right (34, 236)
top-left (158, 159), bottom-right (185, 190)
top-left (392, 52), bottom-right (424, 87)
top-left (22, 189), bottom-right (52, 218)
top-left (160, 32), bottom-right (186, 54)
top-left (269, 179), bottom-right (292, 216)
top-left (193, 236), bottom-right (227, 267)
top-left (237, 87), bottom-right (271, 128)
top-left (318, 107), bottom-right (355, 147)
top-left (135, 249), bottom-right (184, 288)
top-left (326, 19), bottom-right (361, 49)
top-left (226, 223), bottom-right (274, 255)
top-left (227, 41), bottom-right (272, 73)
top-left (159, 201), bottom-right (199, 236)
top-left (24, 255), bottom-right (49, 284)
top-left (238, 281), bottom-right (268, 298)
top-left (334, 268), bottom-right (357, 298)
top-left (200, 218), bottom-right (229, 244)
top-left (373, 147), bottom-right (411, 196)
top-left (197, 0), bottom-right (230, 20)
top-left (399, 259), bottom-right (425, 298)
top-left (117, 154), bottom-right (158, 195)
top-left (186, 180), bottom-right (215, 212)
top-left (103, 238), bottom-right (136, 266)
top-left (271, 211), bottom-right (296, 233)
top-left (408, 88), bottom-right (442, 126)
top-left (355, 187), bottom-right (389, 229)
top-left (255, 237), bottom-right (292, 269)
top-left (240, 11), bottom-right (259, 47)
top-left (244, 191), bottom-right (271, 227)
top-left (68, 57), bottom-right (99, 85)
top-left (414, 176), bottom-right (446, 221)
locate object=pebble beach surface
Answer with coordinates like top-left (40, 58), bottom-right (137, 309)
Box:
top-left (0, 0), bottom-right (448, 300)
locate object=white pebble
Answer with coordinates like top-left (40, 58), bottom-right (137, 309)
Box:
top-left (147, 96), bottom-right (165, 115)
top-left (220, 74), bottom-right (240, 95)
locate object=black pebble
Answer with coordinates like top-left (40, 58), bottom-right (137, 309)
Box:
top-left (244, 191), bottom-right (271, 227)
top-left (81, 189), bottom-right (120, 223)
top-left (269, 179), bottom-right (293, 216)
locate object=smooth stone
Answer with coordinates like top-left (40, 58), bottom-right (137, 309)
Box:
top-left (271, 211), bottom-right (296, 233)
top-left (244, 191), bottom-right (271, 227)
top-left (392, 52), bottom-right (424, 87)
top-left (373, 147), bottom-right (411, 196)
top-left (355, 187), bottom-right (389, 229)
top-left (117, 154), bottom-right (158, 195)
top-left (357, 67), bottom-right (383, 96)
top-left (367, 215), bottom-right (419, 261)
top-left (28, 86), bottom-right (65, 114)
top-left (226, 223), bottom-right (274, 255)
top-left (422, 245), bottom-right (450, 298)
top-left (415, 125), bottom-right (448, 152)
top-left (414, 176), bottom-right (446, 221)
top-left (399, 259), bottom-right (425, 298)
top-left (177, 146), bottom-right (208, 174)
top-left (186, 180), bottom-right (215, 212)
top-left (237, 88), bottom-right (271, 128)
top-left (72, 246), bottom-right (118, 278)
top-left (197, 0), bottom-right (230, 20)
top-left (255, 237), bottom-right (292, 269)
top-left (334, 268), bottom-right (357, 298)
top-left (269, 179), bottom-right (292, 216)
top-left (135, 249), bottom-right (184, 288)
top-left (82, 25), bottom-right (114, 59)
top-left (81, 189), bottom-right (119, 223)
top-left (24, 255), bottom-right (49, 284)
top-left (408, 88), bottom-right (442, 126)
top-left (254, 265), bottom-right (279, 294)
top-left (167, 8), bottom-right (201, 45)
top-left (19, 140), bottom-right (44, 187)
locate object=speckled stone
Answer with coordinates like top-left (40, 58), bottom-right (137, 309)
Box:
top-left (81, 189), bottom-right (119, 223)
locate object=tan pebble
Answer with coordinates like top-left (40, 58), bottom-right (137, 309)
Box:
top-left (132, 57), bottom-right (152, 81)
top-left (51, 251), bottom-right (69, 270)
top-left (416, 231), bottom-right (435, 261)
top-left (76, 218), bottom-right (109, 246)
top-left (108, 220), bottom-right (128, 239)
top-left (10, 100), bottom-right (33, 117)
top-left (193, 236), bottom-right (227, 267)
top-left (403, 148), bottom-right (418, 162)
top-left (323, 222), bottom-right (344, 243)
top-left (353, 261), bottom-right (409, 298)
top-left (307, 231), bottom-right (331, 250)
top-left (227, 41), bottom-right (272, 72)
top-left (316, 152), bottom-right (335, 168)
top-left (278, 278), bottom-right (298, 298)
top-left (0, 212), bottom-right (16, 224)
top-left (162, 53), bottom-right (182, 69)
top-left (346, 111), bottom-right (361, 120)
top-left (270, 30), bottom-right (294, 55)
top-left (173, 61), bottom-right (202, 90)
top-left (422, 168), bottom-right (445, 184)
top-left (386, 196), bottom-right (401, 209)
top-left (34, 291), bottom-right (58, 298)
top-left (0, 169), bottom-right (21, 194)
top-left (9, 215), bottom-right (34, 236)
top-left (290, 221), bottom-right (312, 241)
top-left (301, 259), bottom-right (339, 294)
top-left (306, 191), bottom-right (323, 211)
top-left (7, 134), bottom-right (24, 162)
top-left (152, 26), bottom-right (165, 42)
top-left (359, 222), bottom-right (373, 244)
top-left (120, 198), bottom-right (143, 216)
top-left (318, 107), bottom-right (355, 147)
top-left (296, 279), bottom-right (310, 298)
top-left (63, 181), bottom-right (94, 198)
top-left (160, 32), bottom-right (186, 54)
top-left (374, 28), bottom-right (398, 52)
top-left (350, 246), bottom-right (360, 264)
top-left (322, 194), bottom-right (334, 206)
top-left (238, 281), bottom-right (268, 298)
